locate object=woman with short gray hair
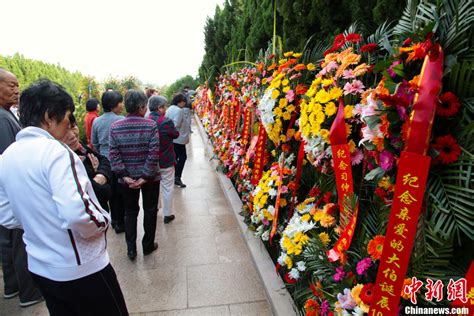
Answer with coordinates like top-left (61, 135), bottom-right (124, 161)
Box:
top-left (148, 96), bottom-right (179, 224)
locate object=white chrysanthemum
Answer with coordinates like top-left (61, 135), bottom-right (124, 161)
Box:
top-left (296, 261), bottom-right (306, 271)
top-left (261, 230), bottom-right (270, 241)
top-left (267, 205), bottom-right (275, 216)
top-left (258, 89), bottom-right (277, 132)
top-left (352, 307), bottom-right (364, 316)
top-left (277, 253), bottom-right (287, 266)
top-left (289, 268), bottom-right (300, 280)
top-left (268, 188), bottom-right (277, 197)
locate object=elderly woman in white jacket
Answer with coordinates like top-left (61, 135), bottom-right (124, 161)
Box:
top-left (0, 79), bottom-right (128, 315)
top-left (166, 92), bottom-right (191, 188)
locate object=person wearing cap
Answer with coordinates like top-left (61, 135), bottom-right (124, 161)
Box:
top-left (148, 96), bottom-right (179, 224)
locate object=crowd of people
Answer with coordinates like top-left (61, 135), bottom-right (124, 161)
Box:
top-left (0, 67), bottom-right (194, 315)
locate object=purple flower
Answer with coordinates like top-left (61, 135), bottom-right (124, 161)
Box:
top-left (333, 266), bottom-right (346, 282)
top-left (356, 257), bottom-right (373, 275)
top-left (321, 300), bottom-right (330, 316)
top-left (337, 288), bottom-right (357, 310)
top-left (380, 150), bottom-right (395, 171)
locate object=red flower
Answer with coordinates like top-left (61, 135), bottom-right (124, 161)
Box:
top-left (402, 38), bottom-right (413, 47)
top-left (437, 91), bottom-right (461, 117)
top-left (295, 84), bottom-right (308, 95)
top-left (432, 135), bottom-right (461, 164)
top-left (361, 43), bottom-right (377, 53)
top-left (346, 33), bottom-right (361, 43)
top-left (375, 187), bottom-right (388, 200)
top-left (308, 187), bottom-right (322, 197)
top-left (304, 299), bottom-right (320, 316)
top-left (333, 33), bottom-right (346, 48)
top-left (360, 283), bottom-right (374, 304)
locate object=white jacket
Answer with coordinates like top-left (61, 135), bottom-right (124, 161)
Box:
top-left (0, 127), bottom-right (110, 281)
top-left (166, 105), bottom-right (190, 145)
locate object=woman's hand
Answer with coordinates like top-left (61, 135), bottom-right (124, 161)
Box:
top-left (93, 174), bottom-right (107, 185)
top-left (88, 153), bottom-right (99, 172)
top-left (129, 178), bottom-right (147, 189)
top-left (123, 176), bottom-right (137, 188)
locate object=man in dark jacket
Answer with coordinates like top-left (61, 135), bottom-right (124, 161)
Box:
top-left (0, 68), bottom-right (42, 307)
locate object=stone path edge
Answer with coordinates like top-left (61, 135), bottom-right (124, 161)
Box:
top-left (194, 113), bottom-right (297, 316)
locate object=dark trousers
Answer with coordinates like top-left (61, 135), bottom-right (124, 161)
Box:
top-left (173, 143), bottom-right (187, 180)
top-left (110, 172), bottom-right (125, 226)
top-left (120, 182), bottom-right (160, 252)
top-left (31, 264), bottom-right (128, 316)
top-left (0, 227), bottom-right (42, 303)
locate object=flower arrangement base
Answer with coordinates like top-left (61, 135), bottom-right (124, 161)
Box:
top-left (195, 113), bottom-right (297, 316)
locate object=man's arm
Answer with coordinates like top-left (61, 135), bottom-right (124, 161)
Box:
top-left (0, 118), bottom-right (18, 154)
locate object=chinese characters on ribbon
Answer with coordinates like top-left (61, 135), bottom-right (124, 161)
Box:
top-left (370, 152), bottom-right (431, 315)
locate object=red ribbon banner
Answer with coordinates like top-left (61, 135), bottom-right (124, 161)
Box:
top-left (241, 107), bottom-right (251, 146)
top-left (370, 47), bottom-right (443, 315)
top-left (251, 124), bottom-right (268, 185)
top-left (327, 99), bottom-right (358, 263)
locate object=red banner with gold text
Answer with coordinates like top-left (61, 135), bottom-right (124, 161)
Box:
top-left (370, 47), bottom-right (443, 315)
top-left (251, 124), bottom-right (267, 185)
top-left (370, 152), bottom-right (431, 315)
top-left (326, 100), bottom-right (357, 263)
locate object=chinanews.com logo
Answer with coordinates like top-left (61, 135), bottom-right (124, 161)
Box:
top-left (402, 277), bottom-right (472, 315)
top-left (405, 306), bottom-right (470, 315)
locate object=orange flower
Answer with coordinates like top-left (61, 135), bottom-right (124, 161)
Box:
top-left (295, 84), bottom-right (308, 95)
top-left (367, 235), bottom-right (385, 260)
top-left (294, 63), bottom-right (307, 71)
top-left (267, 63), bottom-right (276, 71)
top-left (281, 143), bottom-right (291, 153)
top-left (287, 181), bottom-right (297, 191)
top-left (304, 299), bottom-right (320, 316)
top-left (294, 131), bottom-right (302, 141)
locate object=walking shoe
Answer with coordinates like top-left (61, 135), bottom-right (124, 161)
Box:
top-left (3, 291), bottom-right (19, 299)
top-left (19, 298), bottom-right (44, 308)
top-left (164, 215), bottom-right (175, 224)
top-left (174, 179), bottom-right (186, 188)
top-left (114, 224), bottom-right (125, 234)
top-left (127, 249), bottom-right (137, 261)
top-left (143, 242), bottom-right (158, 256)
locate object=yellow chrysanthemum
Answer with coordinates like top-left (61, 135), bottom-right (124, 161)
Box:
top-left (320, 214), bottom-right (336, 228)
top-left (285, 255), bottom-right (293, 269)
top-left (262, 78), bottom-right (267, 85)
top-left (316, 112), bottom-right (326, 124)
top-left (271, 80), bottom-right (282, 89)
top-left (307, 63), bottom-right (316, 71)
top-left (282, 86), bottom-right (290, 93)
top-left (325, 102), bottom-right (337, 117)
top-left (273, 107), bottom-right (283, 117)
top-left (279, 98), bottom-right (288, 108)
top-left (271, 89), bottom-right (280, 99)
top-left (315, 89), bottom-right (331, 104)
top-left (301, 214), bottom-right (311, 222)
top-left (322, 79), bottom-right (334, 87)
top-left (319, 232), bottom-right (330, 246)
top-left (344, 105), bottom-right (354, 119)
top-left (283, 51), bottom-right (294, 57)
top-left (282, 111), bottom-right (291, 120)
top-left (282, 79), bottom-right (289, 86)
top-left (329, 87), bottom-right (343, 100)
top-left (293, 52), bottom-right (302, 58)
top-left (320, 129), bottom-right (330, 143)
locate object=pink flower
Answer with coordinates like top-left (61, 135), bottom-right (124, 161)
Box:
top-left (289, 73), bottom-right (302, 80)
top-left (356, 257), bottom-right (373, 275)
top-left (388, 60), bottom-right (402, 78)
top-left (343, 80), bottom-right (365, 95)
top-left (319, 61), bottom-right (338, 76)
top-left (333, 266), bottom-right (346, 282)
top-left (342, 69), bottom-right (356, 79)
top-left (380, 150), bottom-right (395, 171)
top-left (280, 186), bottom-right (288, 194)
top-left (286, 89), bottom-right (295, 103)
top-left (351, 149), bottom-right (364, 165)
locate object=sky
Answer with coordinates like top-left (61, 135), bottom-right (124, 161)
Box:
top-left (0, 0), bottom-right (224, 86)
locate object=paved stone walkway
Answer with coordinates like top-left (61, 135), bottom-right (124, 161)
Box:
top-left (0, 119), bottom-right (271, 315)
